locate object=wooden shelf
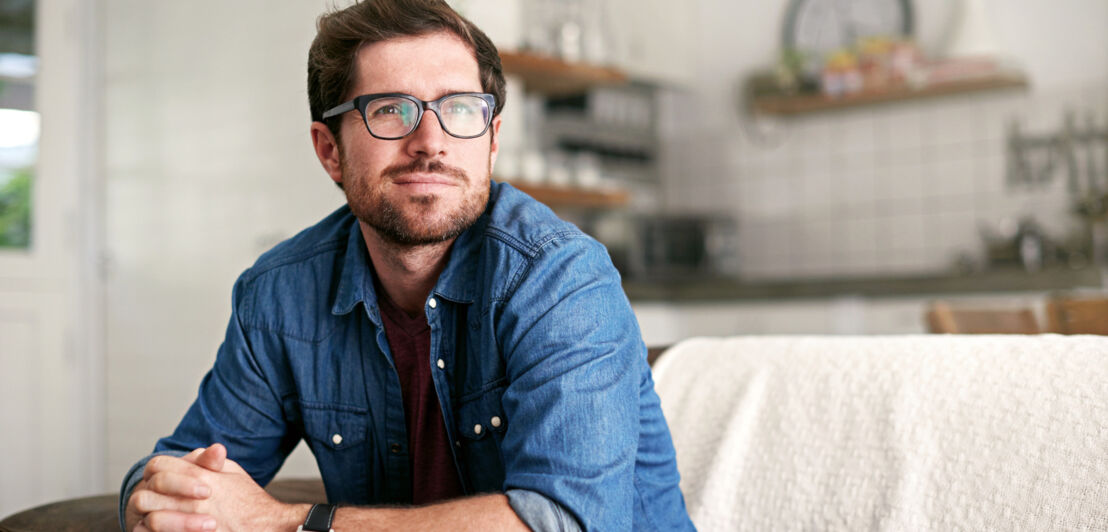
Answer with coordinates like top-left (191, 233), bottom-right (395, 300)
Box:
top-left (750, 71), bottom-right (1029, 116)
top-left (500, 50), bottom-right (628, 96)
top-left (501, 180), bottom-right (630, 208)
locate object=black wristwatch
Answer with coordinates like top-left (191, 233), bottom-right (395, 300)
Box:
top-left (297, 503), bottom-right (337, 532)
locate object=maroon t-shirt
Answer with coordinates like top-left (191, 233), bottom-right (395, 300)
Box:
top-left (377, 288), bottom-right (465, 505)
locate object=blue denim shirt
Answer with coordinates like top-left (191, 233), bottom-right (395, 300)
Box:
top-left (120, 181), bottom-right (694, 531)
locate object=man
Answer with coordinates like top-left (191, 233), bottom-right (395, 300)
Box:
top-left (120, 1), bottom-right (693, 530)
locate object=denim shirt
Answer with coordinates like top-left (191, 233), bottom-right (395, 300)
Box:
top-left (119, 181), bottom-right (694, 531)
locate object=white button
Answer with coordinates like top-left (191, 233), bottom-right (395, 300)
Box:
top-left (332, 433), bottom-right (343, 445)
top-left (473, 424), bottom-right (483, 435)
top-left (428, 297), bottom-right (437, 309)
top-left (490, 416), bottom-right (502, 428)
top-left (436, 359), bottom-right (445, 370)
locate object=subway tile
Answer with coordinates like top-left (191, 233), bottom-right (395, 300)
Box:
top-left (932, 101), bottom-right (983, 146)
top-left (840, 113), bottom-right (877, 155)
top-left (885, 214), bottom-right (928, 251)
top-left (927, 158), bottom-right (975, 200)
top-left (844, 169), bottom-right (878, 209)
top-left (799, 175), bottom-right (834, 215)
top-left (886, 106), bottom-right (924, 151)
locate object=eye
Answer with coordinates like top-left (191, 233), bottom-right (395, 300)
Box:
top-left (445, 101), bottom-right (473, 115)
top-left (371, 103), bottom-right (404, 117)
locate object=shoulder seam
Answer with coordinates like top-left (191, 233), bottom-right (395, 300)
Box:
top-left (241, 238), bottom-right (346, 284)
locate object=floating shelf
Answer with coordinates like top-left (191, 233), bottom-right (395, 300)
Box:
top-left (501, 180), bottom-right (630, 208)
top-left (500, 50), bottom-right (628, 96)
top-left (750, 71), bottom-right (1029, 116)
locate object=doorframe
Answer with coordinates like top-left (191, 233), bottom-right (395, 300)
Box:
top-left (0, 0), bottom-right (108, 495)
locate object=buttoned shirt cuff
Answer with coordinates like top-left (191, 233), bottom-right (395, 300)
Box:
top-left (505, 489), bottom-right (582, 532)
top-left (118, 450), bottom-right (188, 532)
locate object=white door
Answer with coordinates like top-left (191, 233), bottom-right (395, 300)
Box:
top-left (0, 0), bottom-right (104, 517)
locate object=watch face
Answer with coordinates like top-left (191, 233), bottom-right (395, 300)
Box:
top-left (784, 0), bottom-right (914, 72)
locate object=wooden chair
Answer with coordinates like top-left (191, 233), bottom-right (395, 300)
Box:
top-left (925, 301), bottom-right (1041, 334)
top-left (1046, 296), bottom-right (1108, 335)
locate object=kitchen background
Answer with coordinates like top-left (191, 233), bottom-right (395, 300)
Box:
top-left (0, 0), bottom-right (1105, 518)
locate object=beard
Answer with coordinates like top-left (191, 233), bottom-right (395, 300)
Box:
top-left (341, 155), bottom-right (490, 246)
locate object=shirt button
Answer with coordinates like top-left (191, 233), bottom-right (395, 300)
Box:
top-left (331, 433), bottom-right (343, 445)
top-left (436, 359), bottom-right (445, 370)
top-left (389, 443), bottom-right (402, 454)
top-left (428, 297), bottom-right (437, 309)
top-left (455, 440), bottom-right (461, 447)
top-left (490, 416), bottom-right (502, 428)
top-left (473, 424), bottom-right (483, 435)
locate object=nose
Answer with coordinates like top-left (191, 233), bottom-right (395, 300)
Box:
top-left (404, 106), bottom-right (447, 158)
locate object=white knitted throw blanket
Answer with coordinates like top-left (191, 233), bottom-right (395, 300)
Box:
top-left (652, 335), bottom-right (1108, 531)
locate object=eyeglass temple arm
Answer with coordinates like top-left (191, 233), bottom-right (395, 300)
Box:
top-left (321, 100), bottom-right (356, 120)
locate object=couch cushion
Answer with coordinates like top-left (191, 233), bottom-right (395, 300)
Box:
top-left (652, 335), bottom-right (1108, 531)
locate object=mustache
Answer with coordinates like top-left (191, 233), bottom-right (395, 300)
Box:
top-left (381, 158), bottom-right (467, 182)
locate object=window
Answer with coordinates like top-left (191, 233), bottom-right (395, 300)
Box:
top-left (0, 1), bottom-right (36, 249)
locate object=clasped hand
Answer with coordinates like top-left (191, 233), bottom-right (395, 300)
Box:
top-left (125, 443), bottom-right (302, 532)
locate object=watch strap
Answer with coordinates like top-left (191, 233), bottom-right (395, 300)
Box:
top-left (297, 503), bottom-right (336, 532)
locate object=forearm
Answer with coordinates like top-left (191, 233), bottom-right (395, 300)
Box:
top-left (282, 494), bottom-right (530, 532)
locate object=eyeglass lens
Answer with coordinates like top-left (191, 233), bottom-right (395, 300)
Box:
top-left (365, 95), bottom-right (490, 138)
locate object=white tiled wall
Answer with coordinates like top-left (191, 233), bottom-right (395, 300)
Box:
top-left (662, 84), bottom-right (1106, 281)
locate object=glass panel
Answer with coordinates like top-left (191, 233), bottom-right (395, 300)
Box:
top-left (0, 0), bottom-right (36, 249)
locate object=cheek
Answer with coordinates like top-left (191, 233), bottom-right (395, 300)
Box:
top-left (341, 143), bottom-right (386, 180)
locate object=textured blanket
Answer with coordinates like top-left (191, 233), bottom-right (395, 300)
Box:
top-left (652, 335), bottom-right (1108, 531)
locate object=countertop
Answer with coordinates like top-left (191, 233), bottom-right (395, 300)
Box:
top-left (623, 267), bottom-right (1106, 302)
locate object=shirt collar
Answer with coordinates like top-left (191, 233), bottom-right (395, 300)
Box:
top-left (431, 208), bottom-right (484, 305)
top-left (332, 188), bottom-right (491, 315)
top-left (331, 219), bottom-right (379, 317)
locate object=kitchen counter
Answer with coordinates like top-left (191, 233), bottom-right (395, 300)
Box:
top-left (623, 267), bottom-right (1105, 302)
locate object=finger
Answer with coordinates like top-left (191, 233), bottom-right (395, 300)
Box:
top-left (144, 455), bottom-right (214, 481)
top-left (146, 471), bottom-right (212, 499)
top-left (134, 521), bottom-right (153, 532)
top-left (129, 488), bottom-right (201, 515)
top-left (181, 448), bottom-right (206, 463)
top-left (143, 510), bottom-right (217, 532)
top-left (194, 443), bottom-right (226, 472)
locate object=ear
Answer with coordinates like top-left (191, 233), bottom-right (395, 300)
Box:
top-left (487, 115), bottom-right (502, 173)
top-left (310, 121), bottom-right (344, 185)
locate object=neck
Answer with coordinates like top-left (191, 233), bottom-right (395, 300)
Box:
top-left (359, 221), bottom-right (455, 315)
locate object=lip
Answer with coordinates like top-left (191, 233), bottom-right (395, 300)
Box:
top-left (391, 173), bottom-right (458, 186)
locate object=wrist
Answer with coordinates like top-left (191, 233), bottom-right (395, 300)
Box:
top-left (282, 503), bottom-right (314, 531)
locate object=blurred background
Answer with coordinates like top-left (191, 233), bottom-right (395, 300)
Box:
top-left (0, 0), bottom-right (1105, 517)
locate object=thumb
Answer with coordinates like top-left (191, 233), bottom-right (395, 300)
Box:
top-left (195, 443), bottom-right (227, 472)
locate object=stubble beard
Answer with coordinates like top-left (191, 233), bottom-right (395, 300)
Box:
top-left (341, 156), bottom-right (490, 247)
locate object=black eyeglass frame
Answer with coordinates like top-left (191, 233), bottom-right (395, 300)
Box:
top-left (321, 92), bottom-right (497, 140)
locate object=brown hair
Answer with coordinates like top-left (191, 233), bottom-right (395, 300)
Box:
top-left (307, 0), bottom-right (505, 141)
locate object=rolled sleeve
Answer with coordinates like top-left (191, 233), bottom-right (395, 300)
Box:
top-left (506, 489), bottom-right (583, 532)
top-left (117, 450), bottom-right (188, 532)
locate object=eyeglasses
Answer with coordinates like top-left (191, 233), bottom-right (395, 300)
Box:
top-left (322, 92), bottom-right (496, 140)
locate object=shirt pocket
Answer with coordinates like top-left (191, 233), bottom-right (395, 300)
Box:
top-left (300, 403), bottom-right (371, 503)
top-left (455, 383), bottom-right (508, 493)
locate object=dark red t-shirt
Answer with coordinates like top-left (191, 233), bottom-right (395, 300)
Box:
top-left (377, 288), bottom-right (465, 505)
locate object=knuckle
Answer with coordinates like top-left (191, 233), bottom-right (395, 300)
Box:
top-left (148, 473), bottom-right (166, 493)
top-left (130, 490), bottom-right (151, 511)
top-left (144, 511), bottom-right (168, 530)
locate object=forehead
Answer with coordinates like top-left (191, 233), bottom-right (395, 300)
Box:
top-left (352, 31), bottom-right (482, 98)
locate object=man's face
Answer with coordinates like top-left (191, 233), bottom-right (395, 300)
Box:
top-left (336, 31), bottom-right (500, 246)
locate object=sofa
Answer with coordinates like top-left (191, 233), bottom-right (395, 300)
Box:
top-left (652, 335), bottom-right (1108, 531)
top-left (4, 334), bottom-right (1106, 531)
